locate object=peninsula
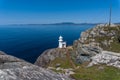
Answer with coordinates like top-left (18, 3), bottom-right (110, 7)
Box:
top-left (35, 24), bottom-right (120, 80)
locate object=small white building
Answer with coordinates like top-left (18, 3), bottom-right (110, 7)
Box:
top-left (58, 36), bottom-right (66, 48)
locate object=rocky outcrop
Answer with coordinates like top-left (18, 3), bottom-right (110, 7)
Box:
top-left (35, 24), bottom-right (120, 69)
top-left (35, 48), bottom-right (67, 67)
top-left (88, 51), bottom-right (120, 68)
top-left (72, 40), bottom-right (102, 64)
top-left (35, 40), bottom-right (102, 67)
top-left (0, 51), bottom-right (72, 80)
top-left (79, 24), bottom-right (120, 52)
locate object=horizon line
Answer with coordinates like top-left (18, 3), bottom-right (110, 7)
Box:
top-left (0, 22), bottom-right (120, 25)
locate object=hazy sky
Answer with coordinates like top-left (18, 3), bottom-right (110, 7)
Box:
top-left (0, 0), bottom-right (120, 24)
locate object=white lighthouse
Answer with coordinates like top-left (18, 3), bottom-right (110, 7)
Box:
top-left (58, 36), bottom-right (66, 48)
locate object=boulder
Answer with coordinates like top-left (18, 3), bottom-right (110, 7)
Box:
top-left (35, 48), bottom-right (67, 67)
top-left (0, 51), bottom-right (72, 80)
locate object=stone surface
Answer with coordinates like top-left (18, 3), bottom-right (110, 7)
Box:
top-left (35, 48), bottom-right (67, 67)
top-left (72, 40), bottom-right (102, 64)
top-left (0, 51), bottom-right (72, 80)
top-left (88, 51), bottom-right (120, 68)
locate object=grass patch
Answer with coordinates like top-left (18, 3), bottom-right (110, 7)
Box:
top-left (49, 58), bottom-right (120, 80)
top-left (108, 42), bottom-right (120, 53)
top-left (49, 57), bottom-right (73, 68)
top-left (71, 65), bottom-right (120, 80)
top-left (94, 36), bottom-right (120, 53)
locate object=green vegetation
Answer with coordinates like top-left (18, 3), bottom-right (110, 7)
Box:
top-left (95, 26), bottom-right (120, 53)
top-left (118, 36), bottom-right (120, 43)
top-left (49, 57), bottom-right (120, 80)
top-left (95, 36), bottom-right (111, 43)
top-left (49, 57), bottom-right (73, 68)
top-left (71, 64), bottom-right (120, 80)
top-left (94, 36), bottom-right (120, 52)
top-left (104, 26), bottom-right (119, 31)
top-left (109, 42), bottom-right (120, 53)
top-left (116, 26), bottom-right (120, 43)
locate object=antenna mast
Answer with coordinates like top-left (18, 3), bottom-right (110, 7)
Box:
top-left (109, 5), bottom-right (112, 26)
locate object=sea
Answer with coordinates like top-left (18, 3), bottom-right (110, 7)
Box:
top-left (0, 24), bottom-right (95, 63)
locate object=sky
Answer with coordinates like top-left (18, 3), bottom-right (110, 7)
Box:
top-left (0, 0), bottom-right (120, 24)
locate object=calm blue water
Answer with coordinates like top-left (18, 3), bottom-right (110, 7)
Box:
top-left (0, 24), bottom-right (95, 63)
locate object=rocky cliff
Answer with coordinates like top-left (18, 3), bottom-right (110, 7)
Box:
top-left (35, 24), bottom-right (120, 68)
top-left (35, 24), bottom-right (120, 80)
top-left (74, 24), bottom-right (120, 61)
top-left (0, 51), bottom-right (72, 80)
top-left (79, 24), bottom-right (120, 53)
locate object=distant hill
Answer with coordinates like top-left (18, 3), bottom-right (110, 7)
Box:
top-left (6, 22), bottom-right (98, 26)
top-left (42, 22), bottom-right (98, 25)
top-left (50, 22), bottom-right (76, 25)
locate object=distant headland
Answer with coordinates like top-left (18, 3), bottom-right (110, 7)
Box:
top-left (1, 22), bottom-right (120, 26)
top-left (3, 22), bottom-right (99, 26)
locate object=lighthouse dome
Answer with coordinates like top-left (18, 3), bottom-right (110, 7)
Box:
top-left (58, 36), bottom-right (63, 42)
top-left (59, 36), bottom-right (63, 39)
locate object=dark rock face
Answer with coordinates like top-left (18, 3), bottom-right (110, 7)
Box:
top-left (35, 48), bottom-right (67, 67)
top-left (0, 51), bottom-right (72, 80)
top-left (118, 35), bottom-right (120, 43)
top-left (72, 40), bottom-right (102, 64)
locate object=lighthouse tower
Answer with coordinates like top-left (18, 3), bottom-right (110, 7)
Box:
top-left (58, 36), bottom-right (63, 48)
top-left (58, 36), bottom-right (66, 48)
